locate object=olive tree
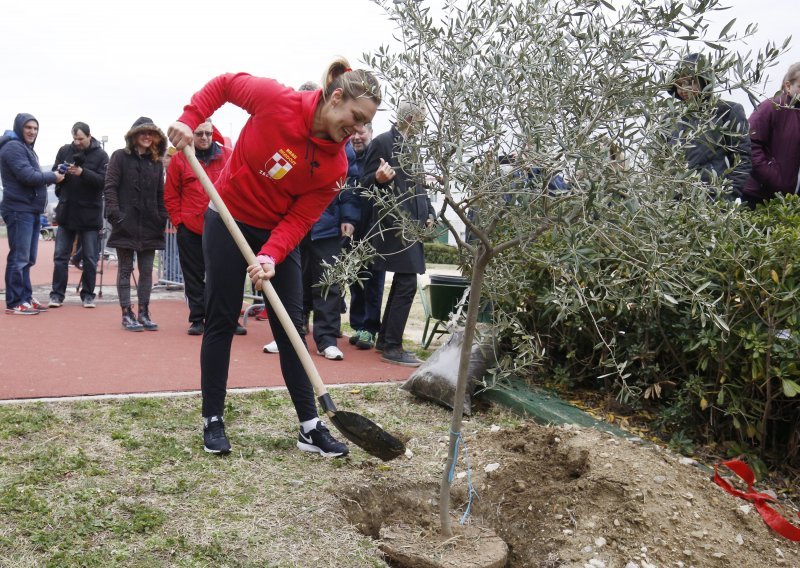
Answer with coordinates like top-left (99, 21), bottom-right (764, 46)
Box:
top-left (344, 0), bottom-right (784, 535)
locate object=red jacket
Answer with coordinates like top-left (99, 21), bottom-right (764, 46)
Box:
top-left (165, 132), bottom-right (232, 235)
top-left (177, 73), bottom-right (346, 264)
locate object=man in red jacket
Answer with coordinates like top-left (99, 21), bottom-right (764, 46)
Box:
top-left (164, 120), bottom-right (245, 335)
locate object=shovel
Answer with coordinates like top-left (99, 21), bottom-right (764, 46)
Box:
top-left (182, 146), bottom-right (406, 461)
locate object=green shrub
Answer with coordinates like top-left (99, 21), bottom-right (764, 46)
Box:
top-left (424, 242), bottom-right (463, 265)
top-left (492, 194), bottom-right (800, 466)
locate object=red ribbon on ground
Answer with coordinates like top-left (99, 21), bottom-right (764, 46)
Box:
top-left (713, 458), bottom-right (800, 542)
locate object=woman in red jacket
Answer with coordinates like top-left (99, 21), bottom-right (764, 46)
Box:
top-left (168, 58), bottom-right (380, 456)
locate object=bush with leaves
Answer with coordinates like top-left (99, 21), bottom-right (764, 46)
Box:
top-left (422, 242), bottom-right (463, 265)
top-left (496, 195), bottom-right (800, 467)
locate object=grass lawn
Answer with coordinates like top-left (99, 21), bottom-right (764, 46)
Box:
top-left (0, 385), bottom-right (517, 567)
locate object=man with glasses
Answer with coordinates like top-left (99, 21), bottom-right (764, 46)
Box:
top-left (165, 120), bottom-right (245, 335)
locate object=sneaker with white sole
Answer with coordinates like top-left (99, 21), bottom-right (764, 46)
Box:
top-left (203, 416), bottom-right (231, 454)
top-left (297, 422), bottom-right (349, 457)
top-left (48, 297), bottom-right (63, 308)
top-left (30, 299), bottom-right (48, 312)
top-left (262, 341), bottom-right (279, 354)
top-left (82, 298), bottom-right (96, 309)
top-left (317, 345), bottom-right (344, 360)
top-left (5, 304), bottom-right (40, 315)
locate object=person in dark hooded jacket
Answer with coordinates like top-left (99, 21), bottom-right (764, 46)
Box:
top-left (0, 113), bottom-right (64, 315)
top-left (667, 53), bottom-right (752, 200)
top-left (103, 117), bottom-right (168, 331)
top-left (47, 121), bottom-right (109, 309)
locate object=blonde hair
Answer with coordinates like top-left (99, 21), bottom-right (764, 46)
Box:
top-left (321, 57), bottom-right (381, 106)
top-left (783, 62), bottom-right (800, 91)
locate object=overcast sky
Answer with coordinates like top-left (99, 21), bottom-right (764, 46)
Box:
top-left (1, 0), bottom-right (795, 166)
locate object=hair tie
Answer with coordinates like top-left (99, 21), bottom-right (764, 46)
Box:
top-left (344, 67), bottom-right (352, 73)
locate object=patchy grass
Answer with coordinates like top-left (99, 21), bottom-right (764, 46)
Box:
top-left (0, 385), bottom-right (510, 567)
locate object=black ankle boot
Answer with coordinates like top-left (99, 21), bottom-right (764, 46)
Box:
top-left (137, 304), bottom-right (158, 331)
top-left (122, 307), bottom-right (144, 332)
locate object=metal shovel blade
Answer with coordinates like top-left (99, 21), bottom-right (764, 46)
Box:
top-left (329, 408), bottom-right (406, 462)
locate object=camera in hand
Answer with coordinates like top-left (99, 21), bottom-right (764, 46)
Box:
top-left (57, 162), bottom-right (71, 174)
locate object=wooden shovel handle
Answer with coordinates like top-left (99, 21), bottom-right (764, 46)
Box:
top-left (181, 146), bottom-right (330, 399)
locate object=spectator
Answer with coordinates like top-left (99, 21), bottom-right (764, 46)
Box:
top-left (667, 53), bottom-right (752, 200)
top-left (167, 59), bottom-right (381, 456)
top-left (104, 117), bottom-right (168, 332)
top-left (0, 113), bottom-right (64, 315)
top-left (265, 80), bottom-right (356, 359)
top-left (48, 122), bottom-right (109, 309)
top-left (163, 146), bottom-right (177, 172)
top-left (303, 79), bottom-right (356, 359)
top-left (165, 120), bottom-right (246, 336)
top-left (346, 124), bottom-right (386, 350)
top-left (361, 102), bottom-right (435, 367)
top-left (741, 62), bottom-right (800, 208)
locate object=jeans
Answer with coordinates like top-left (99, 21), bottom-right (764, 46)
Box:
top-left (301, 235), bottom-right (342, 350)
top-left (349, 266), bottom-right (386, 335)
top-left (115, 248), bottom-right (156, 308)
top-left (50, 226), bottom-right (99, 302)
top-left (2, 210), bottom-right (40, 309)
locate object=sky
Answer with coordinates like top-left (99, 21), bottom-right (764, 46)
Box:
top-left (0, 0), bottom-right (796, 166)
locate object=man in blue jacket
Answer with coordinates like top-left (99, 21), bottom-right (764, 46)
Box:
top-left (346, 124), bottom-right (386, 351)
top-left (0, 113), bottom-right (64, 315)
top-left (262, 81), bottom-right (359, 360)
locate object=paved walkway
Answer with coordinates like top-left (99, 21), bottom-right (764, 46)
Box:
top-left (0, 238), bottom-right (415, 401)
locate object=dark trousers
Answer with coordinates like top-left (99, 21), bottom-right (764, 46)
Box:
top-left (51, 226), bottom-right (99, 302)
top-left (378, 272), bottom-right (418, 350)
top-left (300, 235), bottom-right (342, 351)
top-left (349, 266), bottom-right (386, 334)
top-left (115, 248), bottom-right (155, 308)
top-left (201, 209), bottom-right (316, 421)
top-left (176, 224), bottom-right (205, 323)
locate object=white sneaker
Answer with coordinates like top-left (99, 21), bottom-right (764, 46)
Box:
top-left (82, 298), bottom-right (96, 308)
top-left (317, 345), bottom-right (344, 360)
top-left (262, 341), bottom-right (279, 354)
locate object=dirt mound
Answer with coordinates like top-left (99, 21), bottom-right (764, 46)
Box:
top-left (342, 421), bottom-right (799, 567)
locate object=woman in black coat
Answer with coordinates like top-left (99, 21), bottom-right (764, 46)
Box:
top-left (104, 117), bottom-right (168, 331)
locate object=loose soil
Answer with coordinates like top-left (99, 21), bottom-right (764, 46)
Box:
top-left (342, 421), bottom-right (800, 567)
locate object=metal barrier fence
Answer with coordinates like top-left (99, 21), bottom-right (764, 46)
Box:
top-left (157, 221), bottom-right (184, 287)
top-left (154, 222), bottom-right (268, 327)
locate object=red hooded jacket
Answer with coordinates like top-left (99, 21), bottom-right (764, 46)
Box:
top-left (177, 73), bottom-right (346, 264)
top-left (164, 126), bottom-right (231, 235)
